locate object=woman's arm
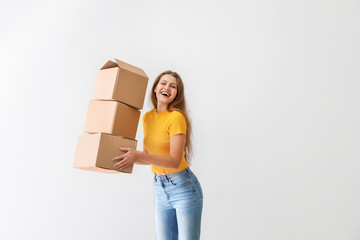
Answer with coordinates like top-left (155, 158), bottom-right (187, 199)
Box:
top-left (133, 147), bottom-right (150, 165)
top-left (112, 134), bottom-right (186, 170)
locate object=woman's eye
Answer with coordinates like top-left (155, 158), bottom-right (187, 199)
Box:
top-left (171, 85), bottom-right (176, 88)
top-left (161, 83), bottom-right (166, 85)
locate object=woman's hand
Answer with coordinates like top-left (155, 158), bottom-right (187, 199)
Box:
top-left (112, 147), bottom-right (141, 169)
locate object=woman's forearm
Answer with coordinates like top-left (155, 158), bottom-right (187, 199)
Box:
top-left (134, 159), bottom-right (150, 165)
top-left (113, 135), bottom-right (185, 170)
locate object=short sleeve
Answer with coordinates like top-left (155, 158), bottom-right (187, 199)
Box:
top-left (168, 111), bottom-right (187, 136)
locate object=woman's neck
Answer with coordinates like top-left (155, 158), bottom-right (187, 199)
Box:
top-left (157, 103), bottom-right (169, 113)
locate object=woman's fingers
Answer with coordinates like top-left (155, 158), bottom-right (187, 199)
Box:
top-left (115, 163), bottom-right (128, 169)
top-left (113, 160), bottom-right (125, 169)
top-left (112, 147), bottom-right (136, 169)
top-left (112, 150), bottom-right (129, 161)
top-left (112, 147), bottom-right (132, 161)
top-left (119, 147), bottom-right (131, 152)
top-left (113, 158), bottom-right (128, 169)
top-left (112, 155), bottom-right (123, 161)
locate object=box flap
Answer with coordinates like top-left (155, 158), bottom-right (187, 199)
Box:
top-left (101, 60), bottom-right (118, 70)
top-left (114, 58), bottom-right (148, 78)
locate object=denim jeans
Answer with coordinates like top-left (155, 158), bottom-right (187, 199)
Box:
top-left (154, 168), bottom-right (203, 240)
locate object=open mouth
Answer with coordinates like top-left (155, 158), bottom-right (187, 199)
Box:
top-left (161, 91), bottom-right (170, 97)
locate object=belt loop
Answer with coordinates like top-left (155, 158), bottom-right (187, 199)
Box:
top-left (165, 175), bottom-right (170, 182)
top-left (154, 174), bottom-right (157, 182)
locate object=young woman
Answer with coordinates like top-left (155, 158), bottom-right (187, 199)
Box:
top-left (112, 70), bottom-right (203, 240)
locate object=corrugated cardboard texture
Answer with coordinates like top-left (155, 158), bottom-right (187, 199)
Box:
top-left (74, 133), bottom-right (137, 174)
top-left (84, 100), bottom-right (140, 139)
top-left (93, 59), bottom-right (148, 109)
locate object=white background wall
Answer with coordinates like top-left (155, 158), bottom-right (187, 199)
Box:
top-left (0, 0), bottom-right (359, 239)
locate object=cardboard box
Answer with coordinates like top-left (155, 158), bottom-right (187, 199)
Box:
top-left (74, 133), bottom-right (137, 174)
top-left (84, 100), bottom-right (140, 139)
top-left (92, 58), bottom-right (149, 109)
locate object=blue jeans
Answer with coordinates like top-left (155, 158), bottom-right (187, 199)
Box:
top-left (154, 168), bottom-right (203, 240)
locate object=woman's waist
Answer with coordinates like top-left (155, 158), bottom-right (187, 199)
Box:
top-left (151, 158), bottom-right (189, 175)
top-left (154, 167), bottom-right (192, 181)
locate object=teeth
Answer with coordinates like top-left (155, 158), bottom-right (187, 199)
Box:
top-left (161, 92), bottom-right (169, 96)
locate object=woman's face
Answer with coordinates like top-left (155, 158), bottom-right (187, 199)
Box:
top-left (154, 74), bottom-right (178, 106)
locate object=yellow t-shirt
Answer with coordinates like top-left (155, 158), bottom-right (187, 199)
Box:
top-left (142, 109), bottom-right (189, 174)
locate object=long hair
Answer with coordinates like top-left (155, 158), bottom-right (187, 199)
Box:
top-left (150, 70), bottom-right (193, 161)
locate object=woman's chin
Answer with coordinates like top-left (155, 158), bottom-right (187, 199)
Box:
top-left (158, 98), bottom-right (173, 106)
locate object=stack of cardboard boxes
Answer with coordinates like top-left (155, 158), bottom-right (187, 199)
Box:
top-left (74, 59), bottom-right (149, 174)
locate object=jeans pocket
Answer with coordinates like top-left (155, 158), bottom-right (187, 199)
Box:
top-left (169, 174), bottom-right (191, 187)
